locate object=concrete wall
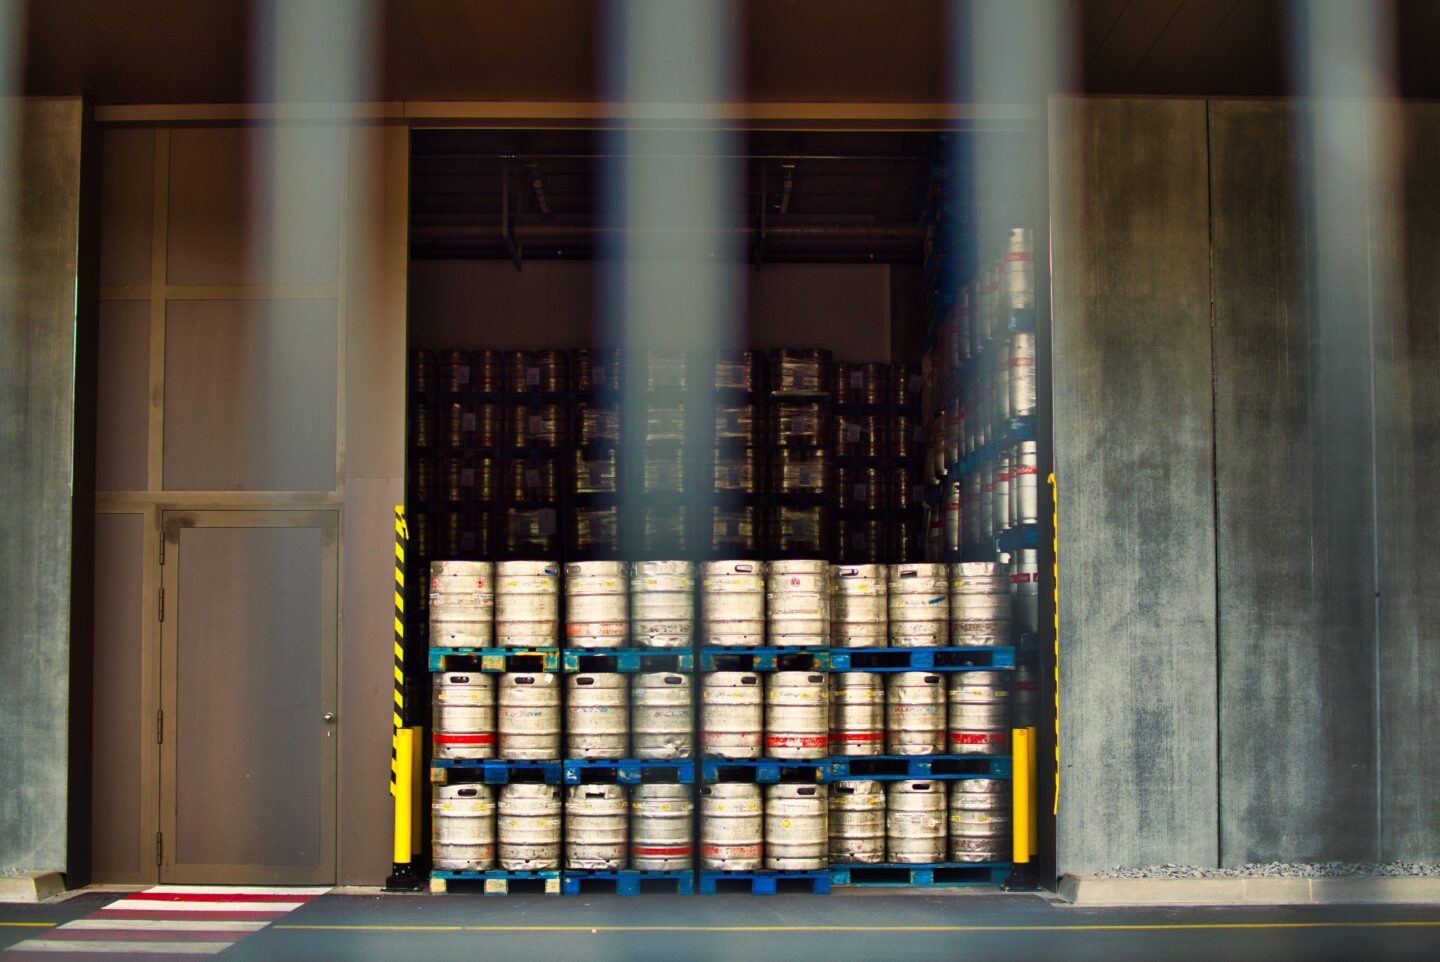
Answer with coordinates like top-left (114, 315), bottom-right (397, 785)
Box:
top-left (1050, 98), bottom-right (1219, 873)
top-left (1051, 96), bottom-right (1440, 874)
top-left (0, 98), bottom-right (85, 877)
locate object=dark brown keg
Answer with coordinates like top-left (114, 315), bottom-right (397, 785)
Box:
top-left (766, 504), bottom-right (831, 556)
top-left (570, 348), bottom-right (620, 394)
top-left (833, 362), bottom-right (889, 406)
top-left (411, 398), bottom-right (435, 449)
top-left (891, 362), bottom-right (923, 409)
top-left (508, 402), bottom-right (568, 448)
top-left (771, 448), bottom-right (834, 496)
top-left (769, 349), bottom-right (833, 397)
top-left (714, 403), bottom-right (760, 446)
top-left (575, 402), bottom-right (621, 446)
top-left (410, 455), bottom-right (436, 504)
top-left (571, 449), bottom-right (618, 495)
top-left (769, 400), bottom-right (831, 448)
top-left (410, 350), bottom-right (435, 394)
top-left (837, 463), bottom-right (887, 511)
top-left (710, 505), bottom-right (760, 555)
top-left (714, 350), bottom-right (760, 394)
top-left (714, 448), bottom-right (761, 495)
top-left (504, 456), bottom-right (560, 504)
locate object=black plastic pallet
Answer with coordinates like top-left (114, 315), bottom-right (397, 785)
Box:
top-left (697, 870), bottom-right (830, 895)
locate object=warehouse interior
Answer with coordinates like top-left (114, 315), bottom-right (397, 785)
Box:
top-left (1, 0), bottom-right (1438, 918)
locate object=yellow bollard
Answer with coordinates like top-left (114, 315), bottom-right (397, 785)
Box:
top-left (392, 726), bottom-right (416, 865)
top-left (1012, 727), bottom-right (1032, 864)
top-left (1027, 725), bottom-right (1038, 858)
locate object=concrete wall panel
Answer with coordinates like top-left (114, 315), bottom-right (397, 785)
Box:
top-left (1375, 102), bottom-right (1440, 861)
top-left (0, 97), bottom-right (84, 876)
top-left (1049, 98), bottom-right (1219, 874)
top-left (1209, 99), bottom-right (1379, 864)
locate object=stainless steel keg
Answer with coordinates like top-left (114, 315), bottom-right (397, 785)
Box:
top-left (885, 672), bottom-right (945, 755)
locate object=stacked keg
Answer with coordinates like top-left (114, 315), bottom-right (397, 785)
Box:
top-left (567, 348), bottom-right (621, 559)
top-left (830, 564), bottom-right (887, 649)
top-left (833, 361), bottom-right (924, 563)
top-left (825, 779), bottom-right (1013, 869)
top-left (711, 350), bottom-right (763, 557)
top-left (633, 350), bottom-right (691, 557)
top-left (499, 350), bottom-right (568, 560)
top-left (766, 349), bottom-right (833, 557)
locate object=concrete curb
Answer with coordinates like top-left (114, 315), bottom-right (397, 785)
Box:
top-left (0, 872), bottom-right (66, 903)
top-left (1059, 874), bottom-right (1440, 906)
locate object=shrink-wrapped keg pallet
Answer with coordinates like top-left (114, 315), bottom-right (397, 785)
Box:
top-left (828, 862), bottom-right (1010, 887)
top-left (563, 648), bottom-right (694, 673)
top-left (428, 648), bottom-right (560, 673)
top-left (431, 759), bottom-right (563, 785)
top-left (562, 759), bottom-right (696, 785)
top-left (828, 647), bottom-right (1015, 671)
top-left (825, 756), bottom-right (1012, 780)
top-left (430, 869), bottom-right (562, 895)
top-left (561, 870), bottom-right (694, 896)
top-left (697, 871), bottom-right (831, 896)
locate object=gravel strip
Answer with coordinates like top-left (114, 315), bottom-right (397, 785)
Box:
top-left (1093, 862), bottom-right (1440, 879)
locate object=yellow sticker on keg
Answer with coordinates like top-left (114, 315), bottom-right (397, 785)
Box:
top-left (783, 818), bottom-right (792, 828)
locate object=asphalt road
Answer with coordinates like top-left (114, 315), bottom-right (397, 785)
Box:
top-left (5, 889), bottom-right (1440, 962)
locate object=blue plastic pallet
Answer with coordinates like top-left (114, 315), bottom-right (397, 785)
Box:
top-left (431, 759), bottom-right (562, 785)
top-left (829, 646), bottom-right (1015, 671)
top-left (698, 870), bottom-right (830, 896)
top-left (699, 646), bottom-right (831, 671)
top-left (826, 754), bottom-right (1012, 781)
top-left (562, 647), bottom-right (694, 673)
top-left (563, 759), bottom-right (695, 784)
top-left (430, 870), bottom-right (561, 895)
top-left (562, 870), bottom-right (694, 896)
top-left (428, 647), bottom-right (559, 673)
top-left (701, 758), bottom-right (831, 784)
top-left (829, 863), bottom-right (1011, 887)
top-left (995, 524), bottom-right (1040, 554)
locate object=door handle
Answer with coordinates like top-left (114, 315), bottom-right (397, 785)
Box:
top-left (323, 712), bottom-right (336, 723)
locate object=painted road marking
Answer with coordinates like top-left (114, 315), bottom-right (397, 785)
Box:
top-left (3, 886), bottom-right (327, 957)
top-left (272, 920), bottom-right (1440, 933)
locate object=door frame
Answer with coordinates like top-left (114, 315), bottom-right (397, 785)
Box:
top-left (157, 508), bottom-right (339, 884)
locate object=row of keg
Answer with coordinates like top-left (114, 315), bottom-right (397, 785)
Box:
top-left (930, 451), bottom-right (1043, 559)
top-left (430, 559), bottom-right (1025, 650)
top-left (411, 347), bottom-right (925, 406)
top-left (411, 398), bottom-right (931, 457)
top-left (433, 669), bottom-right (1012, 762)
top-left (434, 779), bottom-right (1007, 873)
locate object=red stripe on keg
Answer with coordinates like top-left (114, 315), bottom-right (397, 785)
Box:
top-left (433, 733), bottom-right (495, 745)
top-left (631, 846), bottom-right (693, 856)
top-left (701, 845), bottom-right (762, 857)
top-left (949, 733), bottom-right (1010, 746)
top-left (566, 623), bottom-right (627, 636)
top-left (1003, 252), bottom-right (1033, 263)
top-left (765, 735), bottom-right (828, 749)
top-left (829, 733), bottom-right (883, 743)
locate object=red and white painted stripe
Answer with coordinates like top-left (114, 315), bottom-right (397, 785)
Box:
top-left (5, 886), bottom-right (328, 959)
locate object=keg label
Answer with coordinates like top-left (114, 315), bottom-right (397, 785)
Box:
top-left (433, 733), bottom-right (495, 745)
top-left (631, 846), bottom-right (693, 856)
top-left (949, 732), bottom-right (1010, 747)
top-left (701, 844), bottom-right (762, 858)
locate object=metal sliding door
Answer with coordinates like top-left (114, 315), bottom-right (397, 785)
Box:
top-left (158, 510), bottom-right (338, 884)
